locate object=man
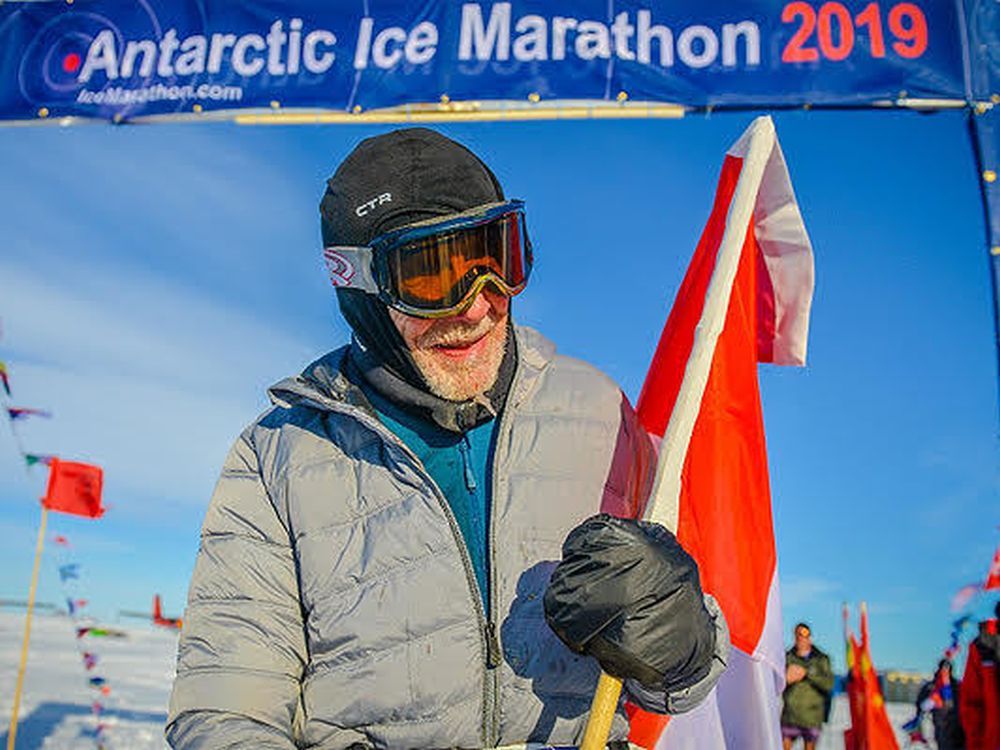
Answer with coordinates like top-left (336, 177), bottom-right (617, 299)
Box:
top-left (960, 602), bottom-right (999, 749)
top-left (780, 622), bottom-right (834, 750)
top-left (166, 128), bottom-right (728, 749)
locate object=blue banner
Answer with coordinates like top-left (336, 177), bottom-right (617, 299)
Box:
top-left (0, 0), bottom-right (975, 122)
top-left (969, 108), bottom-right (1000, 391)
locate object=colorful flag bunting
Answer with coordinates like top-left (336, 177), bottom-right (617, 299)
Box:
top-left (88, 676), bottom-right (106, 687)
top-left (25, 453), bottom-right (55, 468)
top-left (83, 652), bottom-right (98, 670)
top-left (626, 116), bottom-right (814, 748)
top-left (52, 534), bottom-right (70, 546)
top-left (7, 407), bottom-right (51, 420)
top-left (59, 563), bottom-right (80, 582)
top-left (42, 458), bottom-right (105, 519)
top-left (0, 361), bottom-right (10, 396)
top-left (77, 627), bottom-right (120, 638)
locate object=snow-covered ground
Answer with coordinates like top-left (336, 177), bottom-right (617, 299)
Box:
top-left (820, 694), bottom-right (930, 750)
top-left (1, 609), bottom-right (928, 749)
top-left (0, 610), bottom-right (175, 749)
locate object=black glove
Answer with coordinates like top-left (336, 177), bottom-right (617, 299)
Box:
top-left (543, 513), bottom-right (715, 693)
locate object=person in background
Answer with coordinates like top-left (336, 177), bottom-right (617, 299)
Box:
top-left (781, 622), bottom-right (835, 750)
top-left (918, 659), bottom-right (965, 750)
top-left (960, 601), bottom-right (1000, 750)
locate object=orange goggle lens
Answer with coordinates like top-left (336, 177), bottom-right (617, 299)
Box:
top-left (384, 212), bottom-right (530, 315)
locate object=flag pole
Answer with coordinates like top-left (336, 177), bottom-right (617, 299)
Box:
top-left (579, 117), bottom-right (779, 750)
top-left (7, 505), bottom-right (48, 750)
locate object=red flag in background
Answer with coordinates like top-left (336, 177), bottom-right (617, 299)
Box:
top-left (844, 604), bottom-right (899, 750)
top-left (844, 605), bottom-right (865, 750)
top-left (42, 458), bottom-right (105, 519)
top-left (984, 545), bottom-right (1000, 591)
top-left (628, 116), bottom-right (814, 748)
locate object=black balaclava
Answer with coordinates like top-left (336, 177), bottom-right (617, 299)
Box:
top-left (319, 128), bottom-right (517, 432)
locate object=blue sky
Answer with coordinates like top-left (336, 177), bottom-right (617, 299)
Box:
top-left (0, 109), bottom-right (996, 675)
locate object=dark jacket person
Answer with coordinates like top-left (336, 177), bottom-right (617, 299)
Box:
top-left (782, 622), bottom-right (835, 749)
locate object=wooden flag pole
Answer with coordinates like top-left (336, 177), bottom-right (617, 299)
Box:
top-left (7, 506), bottom-right (48, 750)
top-left (578, 119), bottom-right (777, 750)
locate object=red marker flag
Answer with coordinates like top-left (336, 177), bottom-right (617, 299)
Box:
top-left (42, 458), bottom-right (105, 519)
top-left (846, 604), bottom-right (899, 750)
top-left (983, 545), bottom-right (1000, 591)
top-left (627, 116), bottom-right (814, 749)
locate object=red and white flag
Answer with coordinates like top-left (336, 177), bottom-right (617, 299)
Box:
top-left (628, 116), bottom-right (815, 749)
top-left (983, 545), bottom-right (1000, 591)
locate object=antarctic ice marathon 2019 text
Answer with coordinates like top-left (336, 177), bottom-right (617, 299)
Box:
top-left (74, 3), bottom-right (764, 87)
top-left (68, 0), bottom-right (933, 110)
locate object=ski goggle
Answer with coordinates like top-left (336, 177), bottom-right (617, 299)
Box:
top-left (323, 200), bottom-right (532, 318)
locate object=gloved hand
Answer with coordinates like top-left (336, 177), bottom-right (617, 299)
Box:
top-left (543, 514), bottom-right (716, 693)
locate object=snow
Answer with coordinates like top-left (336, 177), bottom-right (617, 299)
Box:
top-left (1, 609), bottom-right (930, 749)
top-left (0, 611), bottom-right (175, 749)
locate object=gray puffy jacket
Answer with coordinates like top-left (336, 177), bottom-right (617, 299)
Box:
top-left (166, 326), bottom-right (728, 749)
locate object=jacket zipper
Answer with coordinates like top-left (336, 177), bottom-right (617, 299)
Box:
top-left (314, 401), bottom-right (494, 747)
top-left (283, 343), bottom-right (539, 748)
top-left (458, 434), bottom-right (478, 492)
top-left (484, 374), bottom-right (523, 746)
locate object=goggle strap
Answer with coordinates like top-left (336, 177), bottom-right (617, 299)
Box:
top-left (323, 246), bottom-right (379, 294)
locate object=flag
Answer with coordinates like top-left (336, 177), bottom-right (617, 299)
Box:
top-left (25, 453), bottom-right (55, 468)
top-left (7, 407), bottom-right (51, 420)
top-left (52, 533), bottom-right (70, 546)
top-left (88, 676), bottom-right (106, 687)
top-left (83, 652), bottom-right (98, 670)
top-left (844, 604), bottom-right (865, 750)
top-left (42, 458), bottom-right (105, 519)
top-left (0, 361), bottom-right (10, 396)
top-left (984, 544), bottom-right (1000, 590)
top-left (951, 582), bottom-right (982, 612)
top-left (844, 604), bottom-right (899, 750)
top-left (858, 604), bottom-right (899, 749)
top-left (59, 563), bottom-right (80, 582)
top-left (627, 116), bottom-right (814, 749)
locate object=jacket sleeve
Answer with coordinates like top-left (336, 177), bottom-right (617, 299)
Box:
top-left (959, 642), bottom-right (984, 747)
top-left (804, 652), bottom-right (835, 696)
top-left (166, 428), bottom-right (307, 749)
top-left (624, 593), bottom-right (731, 715)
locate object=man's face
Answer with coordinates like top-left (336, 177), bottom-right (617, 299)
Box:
top-left (794, 626), bottom-right (812, 653)
top-left (388, 288), bottom-right (510, 402)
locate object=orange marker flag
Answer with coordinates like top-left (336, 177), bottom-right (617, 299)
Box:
top-left (42, 458), bottom-right (105, 519)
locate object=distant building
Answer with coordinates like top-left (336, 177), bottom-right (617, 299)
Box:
top-left (883, 670), bottom-right (930, 703)
top-left (832, 670), bottom-right (929, 704)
